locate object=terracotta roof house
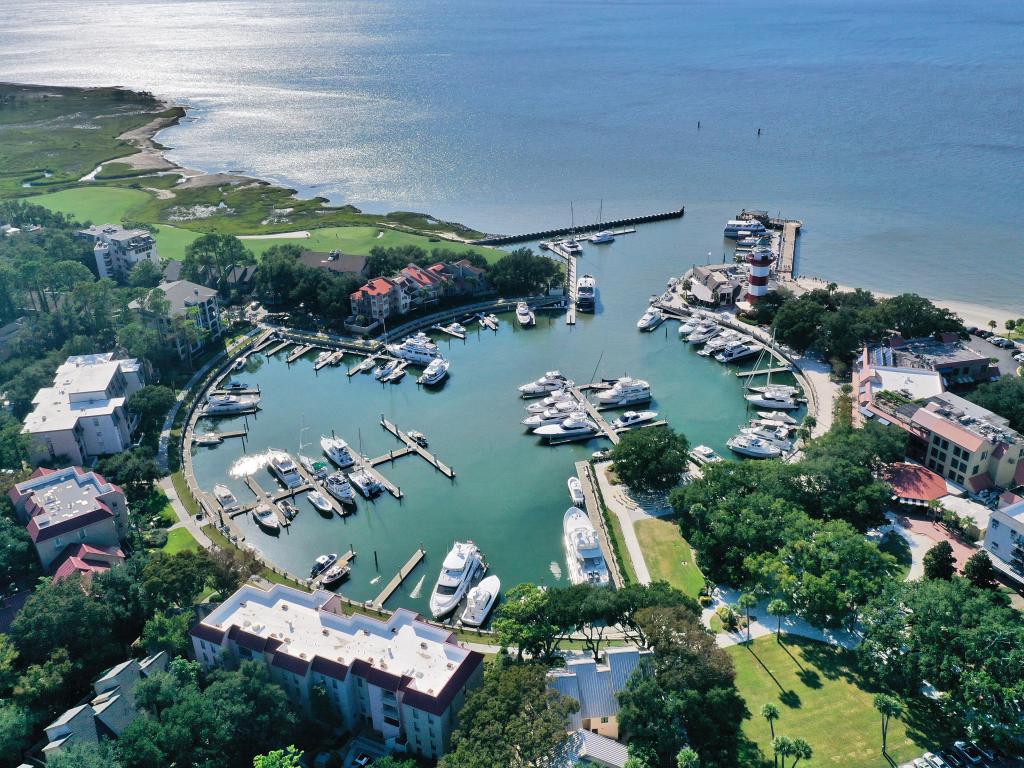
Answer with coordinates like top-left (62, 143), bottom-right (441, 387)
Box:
top-left (349, 277), bottom-right (410, 321)
top-left (883, 462), bottom-right (955, 506)
top-left (51, 543), bottom-right (126, 584)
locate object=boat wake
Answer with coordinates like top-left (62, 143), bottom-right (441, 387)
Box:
top-left (230, 452), bottom-right (271, 478)
top-left (549, 561), bottom-right (563, 580)
top-left (408, 574), bottom-right (425, 599)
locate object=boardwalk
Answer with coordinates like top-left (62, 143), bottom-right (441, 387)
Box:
top-left (379, 417), bottom-right (455, 478)
top-left (249, 330), bottom-right (278, 354)
top-left (265, 340), bottom-right (292, 357)
top-left (286, 344), bottom-right (314, 364)
top-left (373, 548), bottom-right (426, 608)
top-left (472, 206), bottom-right (684, 245)
top-left (776, 220), bottom-right (801, 277)
top-left (367, 445), bottom-right (416, 466)
top-left (736, 366), bottom-right (792, 379)
top-left (567, 387), bottom-right (620, 444)
top-left (565, 253), bottom-right (577, 325)
top-left (574, 461), bottom-right (624, 588)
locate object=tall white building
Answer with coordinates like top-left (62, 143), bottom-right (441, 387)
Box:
top-left (984, 501), bottom-right (1024, 585)
top-left (190, 584), bottom-right (484, 760)
top-left (22, 353), bottom-right (144, 466)
top-left (77, 224), bottom-right (160, 281)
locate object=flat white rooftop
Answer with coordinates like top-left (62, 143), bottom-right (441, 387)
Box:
top-left (23, 354), bottom-right (136, 434)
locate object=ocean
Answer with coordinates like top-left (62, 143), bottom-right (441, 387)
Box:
top-left (2, 0), bottom-right (1022, 309)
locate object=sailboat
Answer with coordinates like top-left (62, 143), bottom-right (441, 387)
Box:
top-left (589, 199), bottom-right (614, 244)
top-left (743, 330), bottom-right (800, 410)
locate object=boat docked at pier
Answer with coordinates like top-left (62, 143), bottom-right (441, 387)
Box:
top-left (740, 423), bottom-right (793, 451)
top-left (563, 239), bottom-right (583, 255)
top-left (686, 323), bottom-right (721, 345)
top-left (202, 393), bottom-right (260, 416)
top-left (429, 541), bottom-right (485, 618)
top-left (324, 472), bottom-right (355, 505)
top-left (715, 340), bottom-right (759, 363)
top-left (267, 450), bottom-right (303, 488)
top-left (194, 432), bottom-right (223, 446)
top-left (698, 330), bottom-right (742, 356)
top-left (213, 484), bottom-right (239, 512)
top-left (321, 435), bottom-right (356, 469)
top-left (519, 371), bottom-right (570, 397)
top-left (563, 507), bottom-right (610, 586)
top-left (690, 445), bottom-right (724, 465)
top-left (460, 575), bottom-right (500, 627)
top-left (568, 476), bottom-right (586, 506)
top-left (307, 489), bottom-right (332, 513)
top-left (726, 435), bottom-right (782, 459)
top-left (533, 412), bottom-right (600, 441)
top-left (589, 230), bottom-right (614, 244)
top-left (277, 499), bottom-right (300, 522)
top-left (347, 468), bottom-right (383, 498)
top-left (418, 357), bottom-right (450, 386)
top-left (311, 553), bottom-right (338, 577)
top-left (523, 406), bottom-right (584, 429)
top-left (636, 307), bottom-right (665, 332)
top-left (525, 389), bottom-right (573, 413)
top-left (314, 350), bottom-right (332, 367)
top-left (375, 359), bottom-right (400, 380)
top-left (321, 562), bottom-right (351, 588)
top-left (724, 219), bottom-right (767, 239)
top-left (612, 410), bottom-right (658, 429)
top-left (595, 377), bottom-right (652, 407)
top-left (516, 302), bottom-right (536, 327)
top-left (299, 454), bottom-right (328, 480)
top-left (744, 385), bottom-right (800, 410)
top-left (252, 504), bottom-right (280, 533)
top-left (386, 332), bottom-right (442, 365)
top-left (576, 275), bottom-right (596, 312)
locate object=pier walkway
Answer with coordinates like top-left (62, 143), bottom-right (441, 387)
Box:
top-left (373, 548), bottom-right (426, 608)
top-left (249, 330), bottom-right (278, 354)
top-left (776, 220), bottom-right (801, 277)
top-left (265, 340), bottom-right (292, 357)
top-left (472, 206), bottom-right (684, 246)
top-left (568, 387), bottom-right (620, 445)
top-left (574, 461), bottom-right (624, 588)
top-left (565, 253), bottom-right (577, 325)
top-left (287, 344), bottom-right (314, 364)
top-left (379, 417), bottom-right (455, 478)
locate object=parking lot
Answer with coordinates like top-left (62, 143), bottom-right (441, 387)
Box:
top-left (963, 333), bottom-right (1022, 378)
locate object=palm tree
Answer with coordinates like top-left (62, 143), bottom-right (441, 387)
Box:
top-left (873, 693), bottom-right (903, 755)
top-left (767, 599), bottom-right (789, 643)
top-left (737, 592), bottom-right (758, 642)
top-left (773, 736), bottom-right (795, 768)
top-left (761, 704), bottom-right (781, 767)
top-left (791, 738), bottom-right (813, 767)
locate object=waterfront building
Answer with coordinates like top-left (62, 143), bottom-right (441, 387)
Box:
top-left (398, 263), bottom-right (448, 307)
top-left (882, 462), bottom-right (956, 507)
top-left (77, 224), bottom-right (159, 281)
top-left (984, 501), bottom-right (1024, 584)
top-left (428, 259), bottom-right (488, 296)
top-left (744, 248), bottom-right (776, 302)
top-left (9, 466), bottom-right (129, 572)
top-left (128, 280), bottom-right (222, 361)
top-left (865, 335), bottom-right (995, 390)
top-left (299, 249), bottom-right (369, 279)
top-left (42, 652), bottom-right (168, 759)
top-left (22, 353), bottom-right (144, 466)
top-left (686, 264), bottom-right (744, 306)
top-left (546, 647), bottom-right (652, 739)
top-left (349, 277), bottom-right (411, 321)
top-left (190, 584), bottom-right (484, 759)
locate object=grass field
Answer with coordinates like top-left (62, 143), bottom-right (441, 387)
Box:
top-left (162, 527), bottom-right (201, 554)
top-left (28, 186), bottom-right (152, 225)
top-left (634, 517), bottom-right (705, 598)
top-left (729, 636), bottom-right (953, 768)
top-left (153, 224), bottom-right (201, 259)
top-left (239, 225), bottom-right (500, 261)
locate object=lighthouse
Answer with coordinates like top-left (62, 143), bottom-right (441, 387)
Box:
top-left (745, 248), bottom-right (775, 303)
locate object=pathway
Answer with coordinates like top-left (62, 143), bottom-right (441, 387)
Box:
top-left (593, 462), bottom-right (651, 584)
top-left (159, 476), bottom-right (212, 549)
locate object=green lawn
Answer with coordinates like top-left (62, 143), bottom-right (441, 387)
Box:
top-left (730, 636), bottom-right (953, 768)
top-left (634, 516), bottom-right (705, 598)
top-left (879, 532), bottom-right (913, 581)
top-left (29, 186), bottom-right (152, 225)
top-left (239, 225), bottom-right (500, 262)
top-left (162, 527), bottom-right (201, 554)
top-left (153, 224), bottom-right (201, 260)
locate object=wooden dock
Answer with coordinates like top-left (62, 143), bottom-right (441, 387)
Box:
top-left (265, 340), bottom-right (292, 357)
top-left (472, 205), bottom-right (684, 246)
top-left (372, 548), bottom-right (426, 608)
top-left (287, 344), bottom-right (314, 364)
top-left (311, 548), bottom-right (357, 589)
top-left (565, 251), bottom-right (577, 325)
top-left (348, 353), bottom-right (379, 377)
top-left (567, 387), bottom-right (620, 445)
top-left (368, 446), bottom-right (416, 465)
top-left (358, 460), bottom-right (403, 500)
top-left (192, 428), bottom-right (247, 443)
top-left (736, 366), bottom-right (792, 379)
top-left (776, 220), bottom-right (801, 277)
top-left (210, 387), bottom-right (260, 396)
top-left (379, 417), bottom-right (456, 478)
top-left (479, 314), bottom-right (498, 331)
top-left (249, 332), bottom-right (277, 354)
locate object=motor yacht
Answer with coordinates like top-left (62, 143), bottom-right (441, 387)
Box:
top-left (595, 377), bottom-right (652, 407)
top-left (698, 330), bottom-right (742, 356)
top-left (307, 490), bottom-right (333, 513)
top-left (251, 504), bottom-right (280, 533)
top-left (757, 411), bottom-right (798, 425)
top-left (276, 499), bottom-right (300, 522)
top-left (523, 407), bottom-right (585, 430)
top-left (407, 430), bottom-right (429, 447)
top-left (589, 230), bottom-right (614, 244)
top-left (734, 236), bottom-right (763, 250)
top-left (418, 357), bottom-right (450, 386)
top-left (202, 393), bottom-right (260, 416)
top-left (486, 313), bottom-right (500, 326)
top-left (686, 323), bottom-right (721, 345)
top-left (519, 371), bottom-right (570, 397)
top-left (213, 484), bottom-right (239, 512)
top-left (429, 541), bottom-right (485, 618)
top-left (232, 357), bottom-right (247, 371)
top-left (690, 445), bottom-right (724, 465)
top-left (449, 322), bottom-right (467, 335)
top-left (533, 413), bottom-right (600, 441)
top-left (727, 435), bottom-right (782, 459)
top-left (611, 410), bottom-right (658, 429)
top-left (568, 476), bottom-right (586, 506)
top-left (740, 425), bottom-right (793, 451)
top-left (576, 275), bottom-right (596, 312)
top-left (347, 468), bottom-right (383, 498)
top-left (724, 219), bottom-right (767, 239)
top-left (678, 318), bottom-right (700, 336)
top-left (224, 381), bottom-right (249, 391)
top-left (744, 386), bottom-right (800, 410)
top-left (563, 239), bottom-right (583, 255)
top-left (516, 302), bottom-right (536, 327)
top-left (299, 454), bottom-right (329, 480)
top-left (311, 553), bottom-right (338, 577)
top-left (525, 389), bottom-right (573, 413)
top-left (636, 307), bottom-right (665, 332)
top-left (320, 562), bottom-right (351, 588)
top-left (321, 435), bottom-right (356, 468)
top-left (375, 359), bottom-right (400, 380)
top-left (386, 332), bottom-right (442, 365)
top-left (314, 351), bottom-right (332, 367)
top-left (194, 432), bottom-right (223, 446)
top-left (460, 575), bottom-right (500, 627)
top-left (385, 366), bottom-right (406, 383)
top-left (267, 450), bottom-right (303, 489)
top-left (324, 472), bottom-right (356, 505)
top-left (715, 341), bottom-right (759, 363)
top-left (563, 507), bottom-right (610, 586)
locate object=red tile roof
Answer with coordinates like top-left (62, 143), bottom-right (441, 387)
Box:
top-left (883, 463), bottom-right (948, 502)
top-left (351, 277), bottom-right (398, 300)
top-left (912, 407), bottom-right (986, 453)
top-left (51, 543), bottom-right (124, 583)
top-left (27, 505), bottom-right (113, 543)
top-left (967, 474), bottom-right (993, 492)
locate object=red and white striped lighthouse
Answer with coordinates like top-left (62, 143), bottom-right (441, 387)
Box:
top-left (745, 248), bottom-right (775, 302)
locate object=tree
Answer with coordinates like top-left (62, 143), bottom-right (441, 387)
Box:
top-left (141, 550), bottom-right (215, 610)
top-left (487, 248), bottom-right (561, 296)
top-left (0, 413), bottom-right (28, 469)
top-left (790, 738), bottom-right (812, 767)
top-left (492, 583), bottom-right (561, 661)
top-left (873, 694), bottom-right (902, 754)
top-left (737, 593), bottom-right (758, 642)
top-left (97, 446), bottom-right (160, 501)
top-left (988, 320), bottom-right (997, 334)
top-left (767, 600), bottom-right (789, 643)
top-left (0, 512), bottom-right (40, 583)
top-left (371, 759), bottom-right (418, 768)
top-left (0, 703), bottom-right (33, 768)
top-left (13, 647), bottom-right (73, 716)
top-left (47, 741), bottom-right (123, 768)
top-left (967, 377), bottom-right (1024, 433)
top-left (922, 540), bottom-right (956, 580)
top-left (677, 747), bottom-right (700, 768)
top-left (253, 746), bottom-right (302, 768)
top-left (183, 234), bottom-right (254, 291)
top-left (610, 426), bottom-right (690, 493)
top-left (0, 635), bottom-right (17, 694)
top-left (761, 703), bottom-right (780, 742)
top-left (772, 736), bottom-right (795, 768)
top-left (129, 259), bottom-right (163, 288)
top-left (1006, 319), bottom-right (1017, 335)
top-left (440, 659), bottom-right (578, 768)
top-left (141, 610), bottom-right (194, 656)
top-left (126, 385), bottom-right (176, 439)
top-left (963, 550), bottom-right (997, 590)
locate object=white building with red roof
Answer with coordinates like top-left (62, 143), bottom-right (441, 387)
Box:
top-left (349, 277), bottom-right (411, 321)
top-left (9, 466), bottom-right (128, 572)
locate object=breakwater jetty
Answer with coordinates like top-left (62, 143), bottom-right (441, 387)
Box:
top-left (472, 206), bottom-right (685, 246)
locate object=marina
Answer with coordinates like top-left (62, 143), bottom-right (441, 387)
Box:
top-left (372, 547), bottom-right (426, 608)
top-left (286, 344), bottom-right (315, 364)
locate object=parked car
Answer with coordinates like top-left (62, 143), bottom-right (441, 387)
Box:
top-left (976, 329), bottom-right (992, 338)
top-left (965, 326), bottom-right (978, 335)
top-left (939, 749), bottom-right (965, 768)
top-left (915, 759), bottom-right (935, 768)
top-left (954, 741), bottom-right (984, 765)
top-left (925, 752), bottom-right (950, 768)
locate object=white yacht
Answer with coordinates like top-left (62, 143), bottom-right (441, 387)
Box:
top-left (307, 489), bottom-right (333, 513)
top-left (568, 476), bottom-right (585, 506)
top-left (563, 239), bottom-right (583, 255)
top-left (311, 553), bottom-right (338, 577)
top-left (727, 435), bottom-right (782, 459)
top-left (324, 472), bottom-right (356, 505)
top-left (386, 332), bottom-right (442, 365)
top-left (523, 407), bottom-right (585, 430)
top-left (589, 230), bottom-right (614, 244)
top-left (678, 318), bottom-right (700, 336)
top-left (757, 411), bottom-right (798, 425)
top-left (515, 302), bottom-right (536, 327)
top-left (691, 445), bottom-right (724, 465)
top-left (519, 371), bottom-right (569, 397)
top-left (213, 484), bottom-right (239, 512)
top-left (232, 357), bottom-right (247, 371)
top-left (533, 413), bottom-right (600, 441)
top-left (429, 541), bottom-right (485, 618)
top-left (741, 425), bottom-right (793, 451)
top-left (525, 389), bottom-right (573, 413)
top-left (202, 393), bottom-right (260, 416)
top-left (418, 357), bottom-right (450, 386)
top-left (686, 323), bottom-right (721, 345)
top-left (299, 454), bottom-right (329, 480)
top-left (449, 322), bottom-right (467, 335)
top-left (267, 450), bottom-right (303, 489)
top-left (636, 307), bottom-right (665, 332)
top-left (724, 219), bottom-right (767, 239)
top-left (595, 377), bottom-right (652, 407)
top-left (698, 330), bottom-right (742, 356)
top-left (563, 507), bottom-right (610, 586)
top-left (321, 435), bottom-right (356, 469)
top-left (375, 359), bottom-right (400, 380)
top-left (314, 350), bottom-right (332, 367)
top-left (576, 275), bottom-right (596, 312)
top-left (347, 468), bottom-right (383, 498)
top-left (252, 504), bottom-right (280, 533)
top-left (276, 499), bottom-right (300, 521)
top-left (460, 575), bottom-right (500, 627)
top-left (612, 410), bottom-right (658, 429)
top-left (715, 341), bottom-right (759, 363)
top-left (735, 236), bottom-right (763, 249)
top-left (224, 381), bottom-right (249, 391)
top-left (745, 386), bottom-right (800, 410)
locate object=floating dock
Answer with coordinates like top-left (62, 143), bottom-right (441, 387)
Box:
top-left (479, 314), bottom-right (498, 331)
top-left (372, 547), bottom-right (426, 608)
top-left (249, 332), bottom-right (278, 354)
top-left (566, 387), bottom-right (620, 445)
top-left (265, 340), bottom-right (292, 357)
top-left (433, 323), bottom-right (466, 340)
top-left (347, 353), bottom-right (380, 377)
top-left (379, 417), bottom-right (455, 478)
top-left (311, 548), bottom-right (357, 589)
top-left (287, 344), bottom-right (314, 364)
top-left (735, 366), bottom-right (793, 379)
top-left (565, 253), bottom-right (577, 326)
top-left (473, 206), bottom-right (684, 246)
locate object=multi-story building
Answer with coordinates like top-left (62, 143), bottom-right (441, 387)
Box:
top-left (868, 335), bottom-right (995, 389)
top-left (686, 264), bottom-right (745, 306)
top-left (349, 277), bottom-right (410, 322)
top-left (398, 263), bottom-right (448, 307)
top-left (298, 250), bottom-right (369, 279)
top-left (983, 501), bottom-right (1024, 584)
top-left (43, 652), bottom-right (168, 758)
top-left (77, 224), bottom-right (159, 281)
top-left (128, 280), bottom-right (222, 361)
top-left (190, 584), bottom-right (484, 760)
top-left (9, 466), bottom-right (129, 571)
top-left (427, 260), bottom-right (488, 296)
top-left (547, 647), bottom-right (652, 739)
top-left (22, 353), bottom-right (144, 466)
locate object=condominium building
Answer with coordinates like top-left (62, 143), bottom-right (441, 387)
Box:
top-left (547, 647), bottom-right (652, 739)
top-left (128, 280), bottom-right (222, 361)
top-left (8, 466), bottom-right (129, 571)
top-left (349, 277), bottom-right (411, 321)
top-left (77, 224), bottom-right (159, 281)
top-left (983, 501), bottom-right (1024, 583)
top-left (22, 353), bottom-right (144, 466)
top-left (190, 584), bottom-right (484, 760)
